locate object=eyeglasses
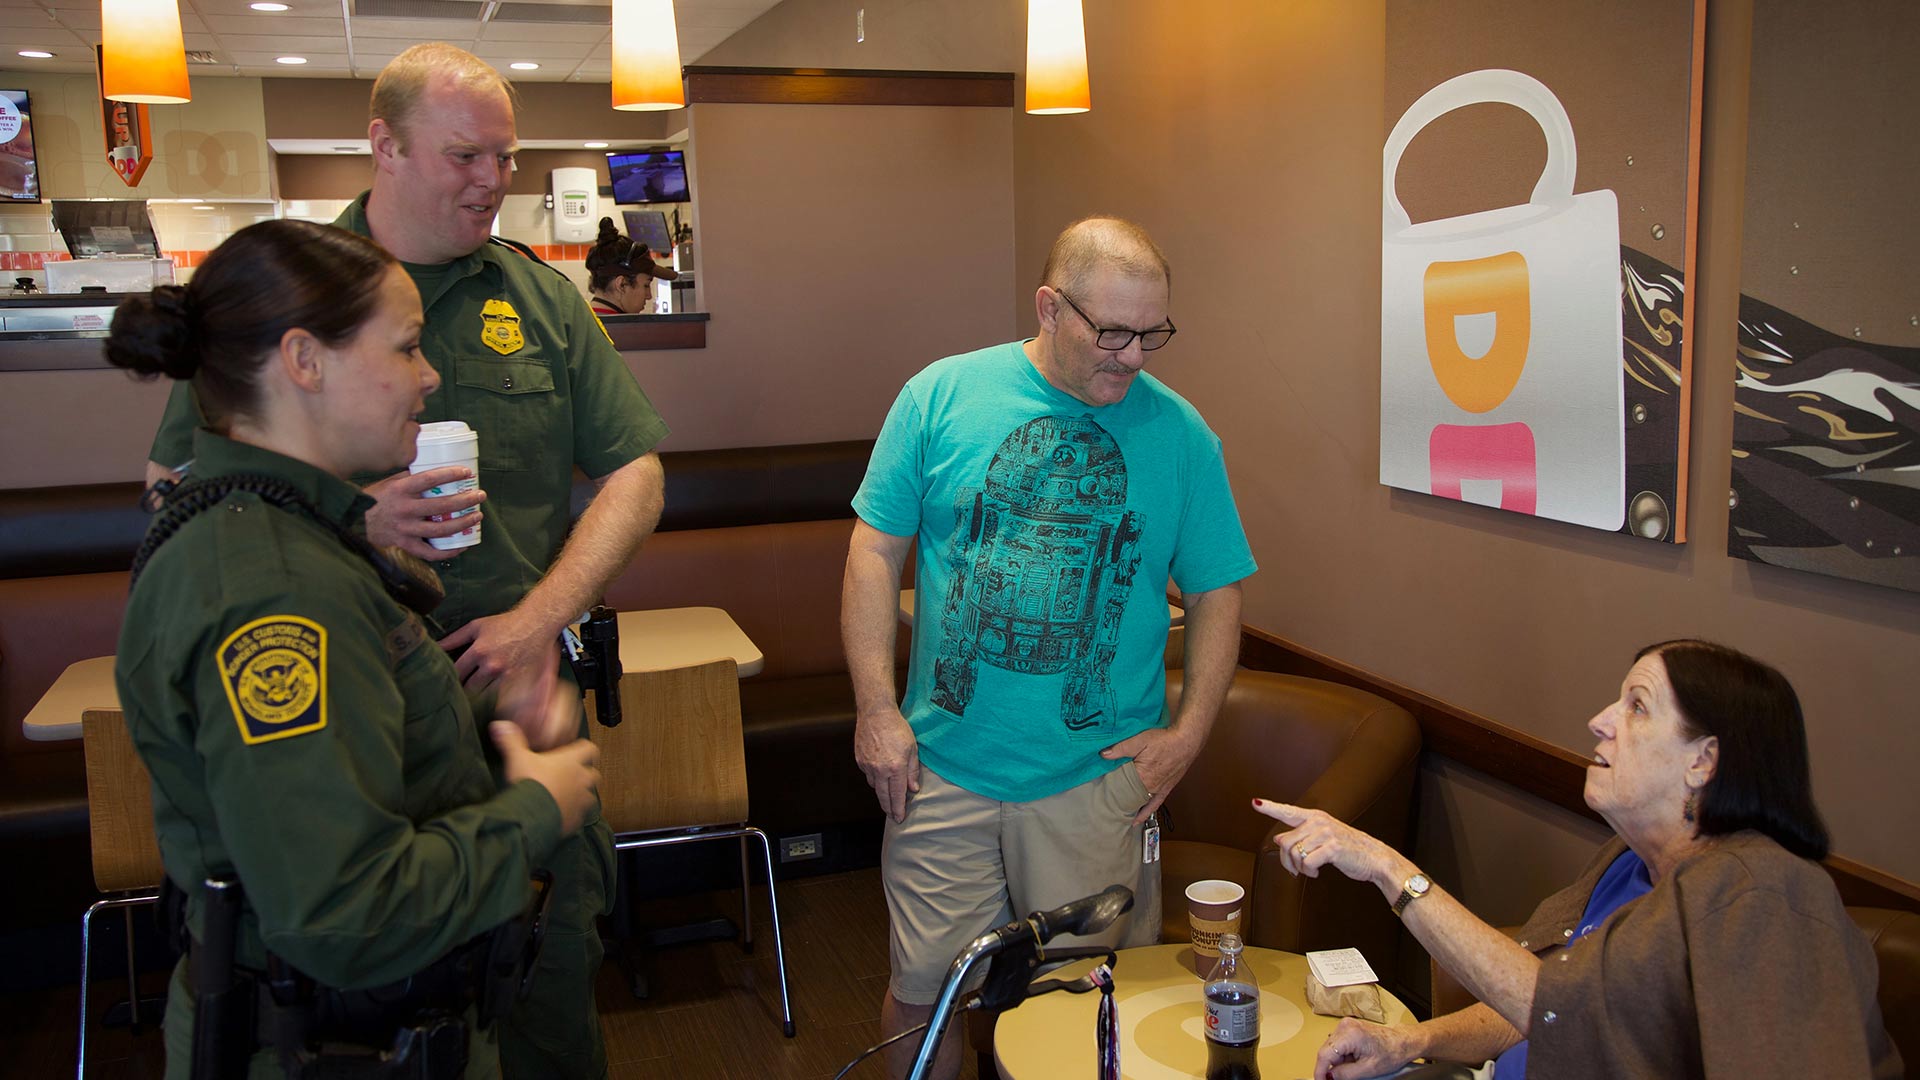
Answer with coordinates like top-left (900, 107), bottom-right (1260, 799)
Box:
top-left (1055, 290), bottom-right (1177, 352)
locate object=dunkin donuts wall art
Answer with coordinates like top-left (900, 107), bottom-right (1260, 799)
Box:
top-left (1381, 0), bottom-right (1706, 543)
top-left (1730, 0), bottom-right (1920, 593)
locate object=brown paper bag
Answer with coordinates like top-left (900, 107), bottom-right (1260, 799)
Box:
top-left (1305, 970), bottom-right (1387, 1023)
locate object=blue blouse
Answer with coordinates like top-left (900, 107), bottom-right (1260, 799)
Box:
top-left (1490, 848), bottom-right (1653, 1077)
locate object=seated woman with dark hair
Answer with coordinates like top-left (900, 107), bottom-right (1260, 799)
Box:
top-left (584, 216), bottom-right (676, 316)
top-left (1257, 640), bottom-right (1902, 1079)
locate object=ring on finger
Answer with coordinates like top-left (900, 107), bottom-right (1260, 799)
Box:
top-left (1294, 841), bottom-right (1309, 859)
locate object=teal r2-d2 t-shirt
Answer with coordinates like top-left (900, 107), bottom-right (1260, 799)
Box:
top-left (853, 340), bottom-right (1257, 804)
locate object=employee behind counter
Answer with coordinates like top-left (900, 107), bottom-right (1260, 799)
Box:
top-left (584, 217), bottom-right (676, 317)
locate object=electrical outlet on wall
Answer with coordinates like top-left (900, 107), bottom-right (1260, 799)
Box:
top-left (781, 833), bottom-right (823, 862)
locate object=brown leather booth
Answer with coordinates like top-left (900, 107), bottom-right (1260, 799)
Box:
top-left (1158, 669), bottom-right (1422, 976)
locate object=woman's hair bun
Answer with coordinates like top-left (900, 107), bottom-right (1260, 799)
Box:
top-left (597, 217), bottom-right (621, 244)
top-left (105, 283), bottom-right (199, 381)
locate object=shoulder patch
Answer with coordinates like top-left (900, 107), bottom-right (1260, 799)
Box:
top-left (218, 616), bottom-right (328, 744)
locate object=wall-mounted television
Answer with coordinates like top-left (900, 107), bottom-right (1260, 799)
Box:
top-left (622, 210), bottom-right (674, 256)
top-left (0, 90), bottom-right (41, 203)
top-left (606, 149), bottom-right (688, 205)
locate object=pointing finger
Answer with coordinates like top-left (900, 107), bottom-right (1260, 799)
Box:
top-left (1250, 797), bottom-right (1308, 824)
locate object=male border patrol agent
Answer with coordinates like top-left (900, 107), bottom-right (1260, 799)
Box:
top-left (147, 44), bottom-right (667, 1080)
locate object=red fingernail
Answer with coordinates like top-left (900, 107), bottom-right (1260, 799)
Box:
top-left (1251, 798), bottom-right (1263, 806)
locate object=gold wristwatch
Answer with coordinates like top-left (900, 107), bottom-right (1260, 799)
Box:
top-left (1392, 871), bottom-right (1431, 918)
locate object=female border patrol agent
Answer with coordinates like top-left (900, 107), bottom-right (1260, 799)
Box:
top-left (106, 219), bottom-right (603, 1078)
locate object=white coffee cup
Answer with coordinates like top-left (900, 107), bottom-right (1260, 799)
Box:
top-left (409, 421), bottom-right (481, 550)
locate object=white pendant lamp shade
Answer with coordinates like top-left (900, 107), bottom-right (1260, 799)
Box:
top-left (612, 0), bottom-right (687, 111)
top-left (1026, 0), bottom-right (1090, 114)
top-left (100, 0), bottom-right (191, 104)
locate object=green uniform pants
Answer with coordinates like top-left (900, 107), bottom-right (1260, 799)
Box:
top-left (498, 814), bottom-right (616, 1080)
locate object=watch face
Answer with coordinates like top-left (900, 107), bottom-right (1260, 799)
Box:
top-left (1410, 874), bottom-right (1431, 894)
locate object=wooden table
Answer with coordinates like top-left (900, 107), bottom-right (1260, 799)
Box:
top-left (604, 606), bottom-right (763, 678)
top-left (21, 655), bottom-right (117, 742)
top-left (21, 608), bottom-right (763, 744)
top-left (994, 943), bottom-right (1411, 1080)
top-left (895, 588), bottom-right (1186, 629)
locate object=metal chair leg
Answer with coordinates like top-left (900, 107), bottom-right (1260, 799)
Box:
top-left (77, 893), bottom-right (160, 1078)
top-left (738, 836), bottom-right (754, 952)
top-left (78, 901), bottom-right (97, 1080)
top-left (123, 906), bottom-right (141, 1028)
top-left (613, 827), bottom-right (795, 1036)
top-left (745, 827), bottom-right (795, 1037)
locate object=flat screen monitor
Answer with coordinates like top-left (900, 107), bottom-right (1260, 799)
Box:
top-left (622, 210), bottom-right (673, 256)
top-left (0, 90), bottom-right (40, 203)
top-left (52, 200), bottom-right (161, 257)
top-left (606, 149), bottom-right (688, 205)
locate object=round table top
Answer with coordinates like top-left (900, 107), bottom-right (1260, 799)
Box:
top-left (993, 943), bottom-right (1411, 1080)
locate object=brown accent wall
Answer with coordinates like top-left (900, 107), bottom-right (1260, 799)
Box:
top-left (260, 78), bottom-right (675, 143)
top-left (276, 149), bottom-right (679, 201)
top-left (1009, 0), bottom-right (1920, 889)
top-left (621, 98), bottom-right (1017, 451)
top-left (273, 151), bottom-right (371, 200)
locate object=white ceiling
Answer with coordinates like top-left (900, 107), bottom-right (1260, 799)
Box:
top-left (2, 0), bottom-right (782, 81)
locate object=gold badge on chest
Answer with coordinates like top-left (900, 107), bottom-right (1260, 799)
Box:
top-left (480, 297), bottom-right (524, 355)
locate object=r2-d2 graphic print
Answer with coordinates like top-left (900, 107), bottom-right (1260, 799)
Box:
top-left (931, 416), bottom-right (1143, 742)
top-left (1380, 69), bottom-right (1625, 531)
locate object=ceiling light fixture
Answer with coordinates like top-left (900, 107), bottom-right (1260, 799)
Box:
top-left (18, 51), bottom-right (55, 59)
top-left (583, 141), bottom-right (609, 149)
top-left (510, 62), bottom-right (539, 71)
top-left (611, 0), bottom-right (686, 111)
top-left (1025, 0), bottom-right (1091, 115)
top-left (275, 56), bottom-right (308, 65)
top-left (249, 2), bottom-right (290, 10)
top-left (100, 0), bottom-right (192, 104)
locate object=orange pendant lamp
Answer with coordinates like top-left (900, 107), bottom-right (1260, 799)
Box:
top-left (100, 0), bottom-right (191, 104)
top-left (611, 0), bottom-right (686, 111)
top-left (1026, 0), bottom-right (1090, 114)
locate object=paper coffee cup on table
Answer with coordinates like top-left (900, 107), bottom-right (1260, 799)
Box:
top-left (1186, 879), bottom-right (1246, 975)
top-left (410, 421), bottom-right (481, 550)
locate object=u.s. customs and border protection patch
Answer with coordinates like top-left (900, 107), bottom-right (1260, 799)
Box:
top-left (480, 297), bottom-right (524, 355)
top-left (218, 616), bottom-right (328, 744)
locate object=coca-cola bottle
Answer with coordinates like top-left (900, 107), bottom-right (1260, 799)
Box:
top-left (1203, 932), bottom-right (1260, 1079)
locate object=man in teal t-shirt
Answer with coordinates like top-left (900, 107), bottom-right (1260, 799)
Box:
top-left (844, 216), bottom-right (1256, 1078)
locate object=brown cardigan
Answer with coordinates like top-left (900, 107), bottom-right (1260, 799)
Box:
top-left (1516, 831), bottom-right (1902, 1078)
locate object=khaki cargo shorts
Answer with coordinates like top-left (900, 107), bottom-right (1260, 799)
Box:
top-left (882, 764), bottom-right (1163, 1005)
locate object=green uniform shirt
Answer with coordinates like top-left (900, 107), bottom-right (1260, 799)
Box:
top-left (149, 194), bottom-right (671, 631)
top-left (115, 430), bottom-right (565, 987)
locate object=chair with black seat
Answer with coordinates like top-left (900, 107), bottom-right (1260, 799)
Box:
top-left (77, 706), bottom-right (167, 1077)
top-left (589, 657), bottom-right (796, 1036)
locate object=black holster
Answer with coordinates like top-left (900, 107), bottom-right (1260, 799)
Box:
top-left (565, 605), bottom-right (623, 727)
top-left (190, 877), bottom-right (254, 1080)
